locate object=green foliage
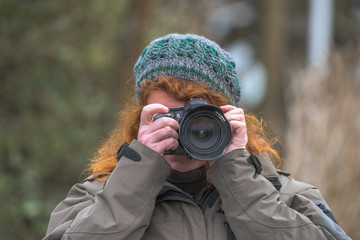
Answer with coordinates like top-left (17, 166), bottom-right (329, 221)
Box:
top-left (0, 0), bottom-right (210, 238)
top-left (0, 1), bottom-right (128, 239)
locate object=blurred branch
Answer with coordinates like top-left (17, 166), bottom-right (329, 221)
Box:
top-left (259, 0), bottom-right (288, 151)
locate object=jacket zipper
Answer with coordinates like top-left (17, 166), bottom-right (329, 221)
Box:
top-left (199, 186), bottom-right (218, 213)
top-left (156, 185), bottom-right (236, 240)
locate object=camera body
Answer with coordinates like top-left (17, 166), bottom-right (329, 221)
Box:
top-left (153, 98), bottom-right (232, 161)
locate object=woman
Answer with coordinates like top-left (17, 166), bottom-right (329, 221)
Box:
top-left (43, 34), bottom-right (350, 239)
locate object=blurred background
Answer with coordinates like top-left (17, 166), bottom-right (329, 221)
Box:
top-left (1, 0), bottom-right (359, 239)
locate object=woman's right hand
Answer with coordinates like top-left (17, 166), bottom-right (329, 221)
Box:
top-left (137, 104), bottom-right (180, 155)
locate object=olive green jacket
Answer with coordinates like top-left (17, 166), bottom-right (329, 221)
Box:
top-left (43, 140), bottom-right (350, 240)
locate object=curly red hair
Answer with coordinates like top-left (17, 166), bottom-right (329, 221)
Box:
top-left (88, 76), bottom-right (281, 181)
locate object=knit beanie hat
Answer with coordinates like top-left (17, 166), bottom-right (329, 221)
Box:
top-left (134, 33), bottom-right (241, 105)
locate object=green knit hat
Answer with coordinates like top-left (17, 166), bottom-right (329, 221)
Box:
top-left (134, 33), bottom-right (241, 105)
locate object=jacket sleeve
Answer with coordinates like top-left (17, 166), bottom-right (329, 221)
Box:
top-left (43, 140), bottom-right (171, 240)
top-left (207, 149), bottom-right (351, 240)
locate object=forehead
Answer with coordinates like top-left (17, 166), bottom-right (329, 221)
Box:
top-left (147, 90), bottom-right (185, 108)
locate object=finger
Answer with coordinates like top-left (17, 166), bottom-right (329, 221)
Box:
top-left (151, 116), bottom-right (180, 132)
top-left (226, 114), bottom-right (245, 122)
top-left (220, 105), bottom-right (238, 113)
top-left (152, 138), bottom-right (179, 155)
top-left (223, 108), bottom-right (245, 123)
top-left (222, 107), bottom-right (244, 116)
top-left (164, 138), bottom-right (179, 151)
top-left (140, 104), bottom-right (169, 125)
top-left (229, 120), bottom-right (247, 130)
top-left (141, 126), bottom-right (179, 146)
top-left (138, 117), bottom-right (179, 141)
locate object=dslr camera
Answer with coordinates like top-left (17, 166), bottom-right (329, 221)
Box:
top-left (153, 98), bottom-right (232, 161)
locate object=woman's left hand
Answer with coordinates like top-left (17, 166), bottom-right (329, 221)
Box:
top-left (221, 105), bottom-right (248, 155)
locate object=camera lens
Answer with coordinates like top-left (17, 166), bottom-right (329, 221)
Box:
top-left (179, 106), bottom-right (232, 161)
top-left (187, 117), bottom-right (220, 148)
